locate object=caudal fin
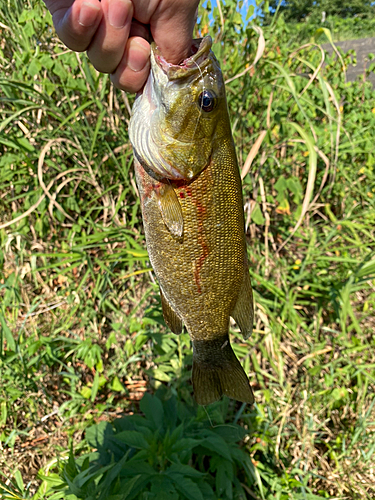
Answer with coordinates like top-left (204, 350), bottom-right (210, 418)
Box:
top-left (192, 335), bottom-right (254, 406)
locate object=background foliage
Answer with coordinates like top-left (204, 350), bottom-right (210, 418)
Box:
top-left (0, 0), bottom-right (375, 499)
top-left (264, 0), bottom-right (375, 41)
top-left (266, 0), bottom-right (375, 23)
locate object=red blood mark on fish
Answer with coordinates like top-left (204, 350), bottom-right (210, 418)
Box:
top-left (173, 180), bottom-right (192, 193)
top-left (172, 177), bottom-right (211, 294)
top-left (135, 161), bottom-right (150, 215)
top-left (145, 180), bottom-right (162, 203)
top-left (135, 161), bottom-right (164, 224)
top-left (159, 176), bottom-right (211, 293)
top-left (193, 198), bottom-right (209, 294)
top-left (173, 181), bottom-right (193, 201)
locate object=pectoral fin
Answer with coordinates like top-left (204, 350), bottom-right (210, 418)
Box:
top-left (160, 288), bottom-right (183, 335)
top-left (231, 270), bottom-right (254, 340)
top-left (156, 183), bottom-right (183, 237)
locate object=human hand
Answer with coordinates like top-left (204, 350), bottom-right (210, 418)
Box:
top-left (44, 0), bottom-right (200, 92)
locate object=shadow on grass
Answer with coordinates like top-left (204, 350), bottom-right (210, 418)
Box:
top-left (60, 387), bottom-right (267, 500)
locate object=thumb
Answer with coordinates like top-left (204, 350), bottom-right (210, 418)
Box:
top-left (44, 0), bottom-right (103, 52)
top-left (150, 0), bottom-right (200, 64)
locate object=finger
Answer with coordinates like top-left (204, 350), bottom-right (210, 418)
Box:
top-left (150, 0), bottom-right (200, 64)
top-left (44, 0), bottom-right (103, 52)
top-left (111, 36), bottom-right (151, 93)
top-left (129, 19), bottom-right (151, 41)
top-left (87, 0), bottom-right (134, 74)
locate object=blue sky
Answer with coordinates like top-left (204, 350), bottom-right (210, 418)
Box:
top-left (208, 0), bottom-right (259, 27)
top-left (237, 0), bottom-right (259, 22)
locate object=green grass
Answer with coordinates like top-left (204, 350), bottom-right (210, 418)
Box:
top-left (268, 13), bottom-right (375, 44)
top-left (1, 0), bottom-right (375, 499)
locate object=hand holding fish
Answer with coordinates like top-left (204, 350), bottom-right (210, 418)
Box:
top-left (43, 0), bottom-right (200, 92)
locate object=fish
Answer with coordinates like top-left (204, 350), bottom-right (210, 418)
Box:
top-left (129, 36), bottom-right (254, 406)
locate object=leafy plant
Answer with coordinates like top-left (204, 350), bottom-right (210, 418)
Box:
top-left (44, 390), bottom-right (258, 500)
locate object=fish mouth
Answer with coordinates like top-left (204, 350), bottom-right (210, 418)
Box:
top-left (152, 36), bottom-right (212, 81)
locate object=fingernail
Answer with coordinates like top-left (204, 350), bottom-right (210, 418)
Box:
top-left (108, 0), bottom-right (132, 29)
top-left (127, 39), bottom-right (150, 72)
top-left (79, 1), bottom-right (101, 27)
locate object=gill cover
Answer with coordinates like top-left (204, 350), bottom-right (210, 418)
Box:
top-left (129, 36), bottom-right (226, 181)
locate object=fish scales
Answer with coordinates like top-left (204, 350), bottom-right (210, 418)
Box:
top-left (130, 36), bottom-right (254, 405)
top-left (135, 145), bottom-right (243, 334)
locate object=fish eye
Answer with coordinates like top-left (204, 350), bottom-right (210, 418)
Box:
top-left (198, 90), bottom-right (216, 112)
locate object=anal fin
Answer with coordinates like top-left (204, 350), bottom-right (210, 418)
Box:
top-left (156, 183), bottom-right (183, 237)
top-left (160, 288), bottom-right (183, 335)
top-left (231, 270), bottom-right (254, 340)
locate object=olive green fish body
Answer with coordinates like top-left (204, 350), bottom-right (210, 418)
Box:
top-left (130, 37), bottom-right (254, 405)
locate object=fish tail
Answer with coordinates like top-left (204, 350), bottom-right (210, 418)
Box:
top-left (192, 335), bottom-right (254, 406)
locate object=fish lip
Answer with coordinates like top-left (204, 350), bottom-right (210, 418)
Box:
top-left (152, 36), bottom-right (212, 80)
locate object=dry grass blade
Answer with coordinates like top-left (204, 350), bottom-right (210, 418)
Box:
top-left (241, 130), bottom-right (267, 179)
top-left (277, 123), bottom-right (317, 254)
top-left (225, 26), bottom-right (265, 84)
top-left (316, 27), bottom-right (346, 78)
top-left (289, 43), bottom-right (326, 97)
top-left (289, 139), bottom-right (330, 205)
top-left (0, 139), bottom-right (85, 230)
top-left (258, 176), bottom-right (270, 277)
top-left (325, 80), bottom-right (342, 186)
top-left (0, 21), bottom-right (11, 30)
top-left (215, 0), bottom-right (225, 42)
top-left (38, 138), bottom-right (78, 222)
top-left (98, 144), bottom-right (131, 170)
top-left (112, 268), bottom-right (152, 285)
top-left (0, 189), bottom-right (49, 230)
top-left (296, 347), bottom-right (333, 366)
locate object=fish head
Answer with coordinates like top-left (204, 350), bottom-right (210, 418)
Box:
top-left (130, 36), bottom-right (230, 181)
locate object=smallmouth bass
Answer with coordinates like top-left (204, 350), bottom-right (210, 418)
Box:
top-left (129, 36), bottom-right (254, 405)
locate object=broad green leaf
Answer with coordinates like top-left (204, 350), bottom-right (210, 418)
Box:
top-left (97, 455), bottom-right (135, 500)
top-left (90, 370), bottom-right (100, 402)
top-left (14, 470), bottom-right (24, 493)
top-left (171, 475), bottom-right (204, 500)
top-left (111, 376), bottom-right (125, 392)
top-left (201, 434), bottom-right (233, 461)
top-left (251, 202), bottom-right (265, 225)
top-left (86, 421), bottom-right (113, 448)
top-left (213, 425), bottom-right (247, 443)
top-left (139, 393), bottom-right (164, 430)
top-left (112, 430), bottom-right (149, 450)
top-left (172, 437), bottom-right (202, 453)
top-left (167, 463), bottom-right (205, 478)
